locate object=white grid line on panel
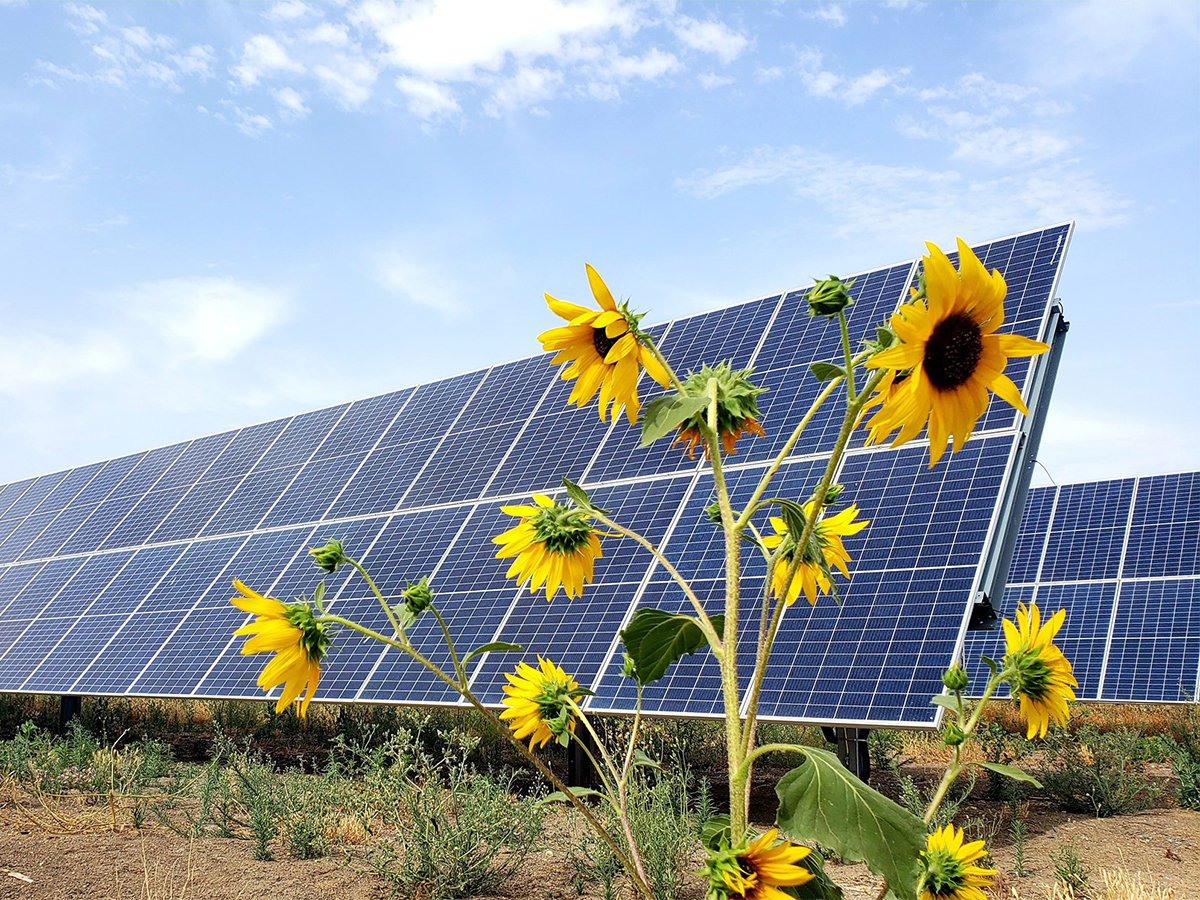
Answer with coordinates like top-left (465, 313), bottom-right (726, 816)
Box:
top-left (0, 557), bottom-right (94, 668)
top-left (473, 367), bottom-right (565, 500)
top-left (1097, 475), bottom-right (1141, 698)
top-left (317, 392), bottom-right (419, 520)
top-left (1029, 484), bottom-right (1063, 606)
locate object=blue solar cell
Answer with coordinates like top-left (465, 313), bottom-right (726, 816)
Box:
top-left (1125, 472), bottom-right (1200, 578)
top-left (1041, 479), bottom-right (1134, 582)
top-left (3, 472), bottom-right (70, 522)
top-left (70, 453), bottom-right (147, 508)
top-left (100, 486), bottom-right (190, 551)
top-left (110, 443), bottom-right (189, 500)
top-left (454, 356), bottom-right (555, 432)
top-left (146, 476), bottom-right (240, 544)
top-left (139, 535), bottom-right (250, 613)
top-left (253, 404), bottom-right (349, 472)
top-left (73, 612), bottom-right (188, 694)
top-left (203, 418), bottom-right (291, 481)
top-left (0, 563), bottom-right (47, 619)
top-left (20, 613), bottom-right (131, 693)
top-left (377, 370), bottom-right (487, 446)
top-left (200, 465), bottom-right (302, 536)
top-left (85, 544), bottom-right (188, 616)
top-left (0, 556), bottom-right (87, 621)
top-left (0, 478), bottom-right (37, 519)
top-left (324, 437), bottom-right (443, 519)
top-left (484, 402), bottom-right (615, 499)
top-left (270, 517), bottom-right (389, 603)
top-left (30, 462), bottom-right (106, 516)
top-left (18, 504), bottom-right (97, 561)
top-left (1103, 579), bottom-right (1200, 703)
top-left (1007, 485), bottom-right (1055, 584)
top-left (0, 510), bottom-right (63, 564)
top-left (311, 390), bottom-right (412, 461)
top-left (259, 453), bottom-right (368, 528)
top-left (400, 425), bottom-right (521, 508)
top-left (30, 550), bottom-right (134, 620)
top-left (154, 431), bottom-right (238, 491)
top-left (56, 494), bottom-right (142, 556)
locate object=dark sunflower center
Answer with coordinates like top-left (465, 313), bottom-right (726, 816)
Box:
top-left (924, 313), bottom-right (983, 391)
top-left (592, 327), bottom-right (617, 359)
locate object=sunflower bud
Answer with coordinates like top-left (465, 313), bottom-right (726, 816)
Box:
top-left (942, 664), bottom-right (969, 692)
top-left (309, 539), bottom-right (347, 573)
top-left (807, 275), bottom-right (854, 317)
top-left (401, 577), bottom-right (433, 616)
top-left (672, 362), bottom-right (766, 459)
top-left (621, 654), bottom-right (638, 680)
top-left (942, 723), bottom-right (966, 746)
top-left (705, 500), bottom-right (723, 524)
top-left (820, 483), bottom-right (846, 505)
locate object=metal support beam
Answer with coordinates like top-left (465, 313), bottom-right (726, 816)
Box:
top-left (59, 695), bottom-right (82, 732)
top-left (567, 725), bottom-right (599, 790)
top-left (828, 727), bottom-right (871, 783)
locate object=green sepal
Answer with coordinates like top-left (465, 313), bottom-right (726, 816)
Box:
top-left (639, 394), bottom-right (709, 447)
top-left (979, 761), bottom-right (1043, 788)
top-left (620, 607), bottom-right (723, 685)
top-left (981, 655), bottom-right (999, 677)
top-left (312, 580), bottom-right (326, 615)
top-left (785, 849), bottom-right (844, 900)
top-left (561, 477), bottom-right (609, 515)
top-left (810, 361), bottom-right (848, 382)
top-left (776, 747), bottom-right (925, 900)
top-left (538, 786), bottom-right (602, 806)
top-left (392, 603), bottom-right (417, 632)
top-left (462, 641), bottom-right (523, 667)
top-left (699, 814), bottom-right (732, 851)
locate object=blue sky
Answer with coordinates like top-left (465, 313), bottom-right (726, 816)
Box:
top-left (1, 0), bottom-right (1197, 487)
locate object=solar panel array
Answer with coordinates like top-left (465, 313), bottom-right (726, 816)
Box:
top-left (0, 223), bottom-right (1072, 727)
top-left (963, 471), bottom-right (1200, 704)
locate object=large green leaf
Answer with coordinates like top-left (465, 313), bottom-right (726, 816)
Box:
top-left (639, 395), bottom-right (709, 447)
top-left (979, 761), bottom-right (1043, 788)
top-left (809, 362), bottom-right (847, 382)
top-left (461, 641), bottom-right (523, 666)
top-left (620, 607), bottom-right (723, 685)
top-left (788, 849), bottom-right (844, 900)
top-left (776, 747), bottom-right (925, 900)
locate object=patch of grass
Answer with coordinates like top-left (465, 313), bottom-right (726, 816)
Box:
top-left (1037, 725), bottom-right (1161, 817)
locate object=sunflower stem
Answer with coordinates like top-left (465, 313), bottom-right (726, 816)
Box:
top-left (569, 701), bottom-right (622, 793)
top-left (734, 743), bottom-right (813, 781)
top-left (922, 672), bottom-right (1005, 827)
top-left (429, 604), bottom-right (467, 689)
top-left (316, 612), bottom-right (657, 899)
top-left (839, 310), bottom-right (856, 402)
top-left (589, 509), bottom-right (723, 657)
top-left (347, 559), bottom-right (404, 639)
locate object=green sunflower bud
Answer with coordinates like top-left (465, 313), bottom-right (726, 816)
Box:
top-left (942, 664), bottom-right (969, 692)
top-left (402, 577), bottom-right (433, 616)
top-left (621, 654), bottom-right (638, 680)
top-left (807, 275), bottom-right (855, 317)
top-left (309, 539), bottom-right (347, 573)
top-left (705, 500), bottom-right (723, 524)
top-left (821, 483), bottom-right (846, 504)
top-left (942, 723), bottom-right (966, 746)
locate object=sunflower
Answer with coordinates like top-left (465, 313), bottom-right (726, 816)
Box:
top-left (500, 656), bottom-right (585, 750)
top-left (539, 264), bottom-right (670, 424)
top-left (918, 824), bottom-right (997, 900)
top-left (759, 502), bottom-right (868, 606)
top-left (864, 239), bottom-right (1049, 466)
top-left (230, 580), bottom-right (327, 717)
top-left (492, 494), bottom-right (603, 601)
top-left (700, 829), bottom-right (814, 900)
top-left (1001, 601), bottom-right (1077, 739)
top-left (671, 362), bottom-right (767, 459)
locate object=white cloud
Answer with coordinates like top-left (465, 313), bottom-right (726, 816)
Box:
top-left (483, 66), bottom-right (562, 117)
top-left (374, 250), bottom-right (471, 316)
top-left (698, 72), bottom-right (734, 90)
top-left (951, 126), bottom-right (1070, 167)
top-left (117, 277), bottom-right (291, 363)
top-left (807, 5), bottom-right (847, 27)
top-left (671, 16), bottom-right (748, 64)
top-left (231, 34), bottom-right (303, 86)
top-left (395, 76), bottom-right (461, 119)
top-left (676, 145), bottom-right (1129, 241)
top-left (172, 45), bottom-right (215, 78)
top-left (302, 22), bottom-right (351, 46)
top-left (268, 0), bottom-right (312, 21)
top-left (314, 53), bottom-right (379, 109)
top-left (1039, 404), bottom-right (1200, 485)
top-left (232, 106), bottom-right (274, 137)
top-left (794, 48), bottom-right (903, 105)
top-left (66, 4), bottom-right (106, 36)
top-left (0, 331), bottom-right (128, 394)
top-left (273, 86), bottom-right (310, 118)
top-left (605, 47), bottom-right (680, 82)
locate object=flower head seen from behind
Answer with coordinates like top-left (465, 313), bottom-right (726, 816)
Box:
top-left (700, 829), bottom-right (814, 900)
top-left (538, 264), bottom-right (670, 424)
top-left (672, 362), bottom-right (766, 459)
top-left (1002, 601), bottom-right (1077, 739)
top-left (760, 502), bottom-right (868, 606)
top-left (864, 239), bottom-right (1049, 466)
top-left (918, 824), bottom-right (996, 900)
top-left (500, 656), bottom-right (585, 750)
top-left (230, 580), bottom-right (328, 717)
top-left (492, 494), bottom-right (603, 601)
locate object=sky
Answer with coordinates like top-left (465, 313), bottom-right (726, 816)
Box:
top-left (0, 0), bottom-right (1197, 489)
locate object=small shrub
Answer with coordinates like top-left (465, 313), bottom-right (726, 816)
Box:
top-left (1052, 841), bottom-right (1090, 896)
top-left (898, 771), bottom-right (976, 829)
top-left (1038, 725), bottom-right (1161, 817)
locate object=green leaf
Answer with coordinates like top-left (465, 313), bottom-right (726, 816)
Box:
top-left (620, 607), bottom-right (723, 685)
top-left (639, 394), bottom-right (709, 447)
top-left (631, 749), bottom-right (662, 770)
top-left (979, 761), bottom-right (1043, 788)
top-left (931, 695), bottom-right (959, 712)
top-left (875, 327), bottom-right (897, 350)
top-left (538, 786), bottom-right (602, 806)
top-left (699, 814), bottom-right (731, 850)
top-left (562, 477), bottom-right (609, 515)
top-left (786, 849), bottom-right (844, 900)
top-left (809, 362), bottom-right (847, 382)
top-left (776, 747), bottom-right (925, 900)
top-left (462, 641), bottom-right (523, 667)
top-left (981, 655), bottom-right (999, 678)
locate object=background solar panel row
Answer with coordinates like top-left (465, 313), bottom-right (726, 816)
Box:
top-left (963, 470), bottom-right (1200, 703)
top-left (0, 223), bottom-right (1072, 727)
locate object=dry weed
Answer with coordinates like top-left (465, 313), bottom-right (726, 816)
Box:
top-left (1032, 869), bottom-right (1176, 900)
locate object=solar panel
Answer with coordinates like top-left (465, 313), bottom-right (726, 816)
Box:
top-left (963, 470), bottom-right (1200, 703)
top-left (0, 223), bottom-right (1073, 727)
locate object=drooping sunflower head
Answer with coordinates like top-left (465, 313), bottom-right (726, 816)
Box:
top-left (492, 494), bottom-right (603, 600)
top-left (918, 824), bottom-right (997, 900)
top-left (672, 362), bottom-right (767, 459)
top-left (759, 501), bottom-right (868, 606)
top-left (1001, 601), bottom-right (1078, 739)
top-left (500, 656), bottom-right (585, 750)
top-left (538, 265), bottom-right (671, 425)
top-left (864, 239), bottom-right (1049, 467)
top-left (230, 579), bottom-right (328, 717)
top-left (700, 829), bottom-right (814, 900)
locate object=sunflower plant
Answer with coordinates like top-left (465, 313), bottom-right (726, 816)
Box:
top-left (226, 246), bottom-right (1075, 900)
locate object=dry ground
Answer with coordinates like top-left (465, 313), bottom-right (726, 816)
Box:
top-left (0, 805), bottom-right (1196, 900)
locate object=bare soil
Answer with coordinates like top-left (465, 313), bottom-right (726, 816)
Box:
top-left (0, 804), bottom-right (1196, 900)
